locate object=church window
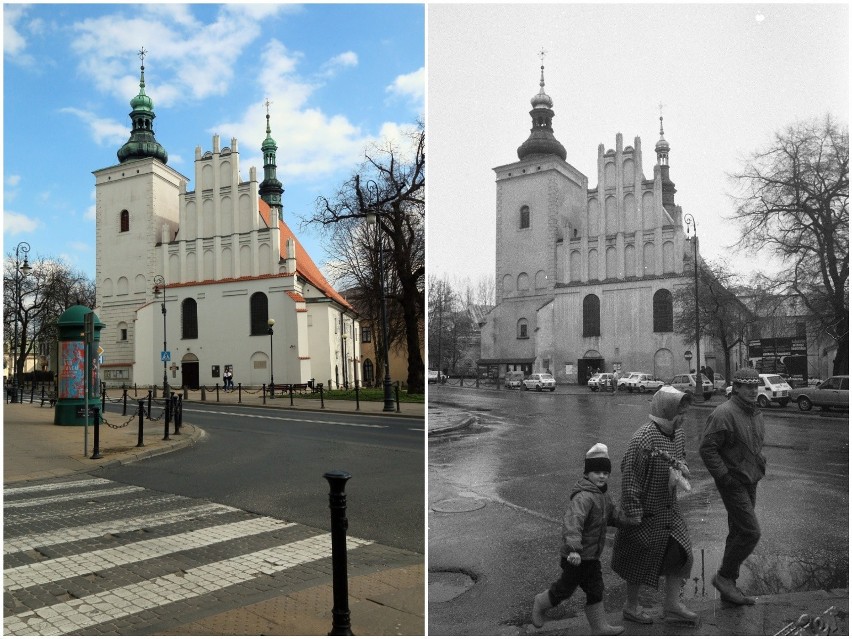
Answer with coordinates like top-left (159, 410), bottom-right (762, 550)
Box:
top-left (120, 210), bottom-right (129, 233)
top-left (520, 206), bottom-right (530, 229)
top-left (182, 298), bottom-right (199, 339)
top-left (517, 318), bottom-right (528, 339)
top-left (653, 289), bottom-right (673, 333)
top-left (121, 328), bottom-right (128, 341)
top-left (583, 294), bottom-right (601, 337)
top-left (361, 326), bottom-right (372, 343)
top-left (249, 292), bottom-right (269, 335)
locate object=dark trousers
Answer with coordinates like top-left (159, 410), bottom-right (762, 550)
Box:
top-left (716, 479), bottom-right (761, 581)
top-left (548, 557), bottom-right (604, 607)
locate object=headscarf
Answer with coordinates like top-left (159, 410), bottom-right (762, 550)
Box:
top-left (648, 386), bottom-right (690, 431)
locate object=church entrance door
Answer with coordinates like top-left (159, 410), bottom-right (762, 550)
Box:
top-left (578, 357), bottom-right (604, 385)
top-left (182, 361), bottom-right (200, 389)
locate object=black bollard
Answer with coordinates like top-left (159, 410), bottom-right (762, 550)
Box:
top-left (355, 381), bottom-right (360, 411)
top-left (134, 383), bottom-right (138, 398)
top-left (163, 393), bottom-right (171, 441)
top-left (320, 384), bottom-right (325, 409)
top-left (238, 383), bottom-right (242, 403)
top-left (41, 386), bottom-right (46, 407)
top-left (137, 400), bottom-right (145, 447)
top-left (324, 471), bottom-right (354, 636)
top-left (123, 387), bottom-right (128, 416)
top-left (262, 384), bottom-right (267, 405)
top-left (170, 392), bottom-right (178, 435)
top-left (101, 385), bottom-right (106, 413)
top-left (30, 384), bottom-right (34, 404)
top-left (91, 407), bottom-right (102, 459)
top-left (216, 383), bottom-right (219, 402)
top-left (176, 394), bottom-right (183, 434)
top-left (394, 383), bottom-right (400, 413)
top-left (147, 389), bottom-right (152, 418)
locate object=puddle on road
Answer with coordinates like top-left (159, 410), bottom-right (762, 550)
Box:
top-left (431, 497), bottom-right (487, 513)
top-left (429, 570), bottom-right (476, 603)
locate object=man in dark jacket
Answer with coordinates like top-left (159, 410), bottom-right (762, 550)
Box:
top-left (700, 367), bottom-right (765, 606)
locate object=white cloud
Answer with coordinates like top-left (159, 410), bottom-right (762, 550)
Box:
top-left (386, 67), bottom-right (424, 103)
top-left (59, 108), bottom-right (128, 146)
top-left (6, 175), bottom-right (21, 187)
top-left (320, 51), bottom-right (358, 77)
top-left (3, 211), bottom-right (40, 235)
top-left (4, 5), bottom-right (34, 63)
top-left (69, 241), bottom-right (90, 252)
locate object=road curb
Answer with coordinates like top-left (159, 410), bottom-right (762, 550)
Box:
top-left (428, 415), bottom-right (477, 436)
top-left (180, 399), bottom-right (424, 420)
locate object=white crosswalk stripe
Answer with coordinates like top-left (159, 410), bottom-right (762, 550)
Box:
top-left (5, 485), bottom-right (145, 509)
top-left (4, 518), bottom-right (294, 591)
top-left (4, 535), bottom-right (370, 636)
top-left (3, 478), bottom-right (374, 636)
top-left (5, 502), bottom-right (237, 555)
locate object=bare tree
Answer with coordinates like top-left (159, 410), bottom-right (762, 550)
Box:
top-left (4, 255), bottom-right (96, 382)
top-left (308, 121), bottom-right (425, 393)
top-left (729, 114), bottom-right (849, 374)
top-left (673, 260), bottom-right (755, 383)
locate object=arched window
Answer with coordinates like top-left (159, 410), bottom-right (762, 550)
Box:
top-left (517, 318), bottom-right (528, 339)
top-left (653, 289), bottom-right (673, 333)
top-left (583, 294), bottom-right (601, 337)
top-left (250, 292), bottom-right (269, 335)
top-left (363, 359), bottom-right (374, 385)
top-left (120, 210), bottom-right (129, 233)
top-left (520, 205), bottom-right (530, 229)
top-left (182, 298), bottom-right (198, 339)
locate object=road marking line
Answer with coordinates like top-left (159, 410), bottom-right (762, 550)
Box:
top-left (4, 478), bottom-right (113, 496)
top-left (183, 408), bottom-right (388, 428)
top-left (4, 518), bottom-right (294, 591)
top-left (3, 535), bottom-right (373, 636)
top-left (5, 494), bottom-right (189, 526)
top-left (4, 503), bottom-right (237, 555)
top-left (4, 486), bottom-right (145, 509)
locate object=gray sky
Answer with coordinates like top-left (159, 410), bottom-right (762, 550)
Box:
top-left (427, 3), bottom-right (849, 287)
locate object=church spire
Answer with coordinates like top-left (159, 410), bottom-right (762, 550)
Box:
top-left (117, 48), bottom-right (168, 165)
top-left (654, 103), bottom-right (676, 209)
top-left (655, 103), bottom-right (670, 166)
top-left (259, 98), bottom-right (284, 218)
top-left (517, 49), bottom-right (567, 162)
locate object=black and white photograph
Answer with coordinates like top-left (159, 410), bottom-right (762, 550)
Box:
top-left (427, 3), bottom-right (848, 636)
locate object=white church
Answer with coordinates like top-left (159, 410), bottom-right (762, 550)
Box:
top-left (94, 55), bottom-right (360, 390)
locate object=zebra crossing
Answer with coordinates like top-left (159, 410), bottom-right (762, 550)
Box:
top-left (4, 477), bottom-right (373, 635)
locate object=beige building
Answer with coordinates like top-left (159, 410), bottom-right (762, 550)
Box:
top-left (481, 64), bottom-right (712, 384)
top-left (95, 59), bottom-right (357, 389)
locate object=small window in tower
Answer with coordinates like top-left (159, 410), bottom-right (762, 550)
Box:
top-left (520, 206), bottom-right (530, 229)
top-left (120, 210), bottom-right (129, 233)
top-left (120, 328), bottom-right (128, 341)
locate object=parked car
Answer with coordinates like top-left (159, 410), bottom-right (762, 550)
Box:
top-left (618, 372), bottom-right (643, 391)
top-left (794, 375), bottom-right (849, 412)
top-left (428, 369), bottom-right (447, 384)
top-left (724, 373), bottom-right (794, 408)
top-left (523, 372), bottom-right (557, 392)
top-left (625, 373), bottom-right (665, 394)
top-left (670, 373), bottom-right (714, 400)
top-left (504, 370), bottom-right (525, 389)
top-left (713, 373), bottom-right (727, 392)
top-left (588, 372), bottom-right (614, 391)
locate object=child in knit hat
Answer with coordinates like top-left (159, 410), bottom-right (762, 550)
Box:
top-left (531, 443), bottom-right (640, 635)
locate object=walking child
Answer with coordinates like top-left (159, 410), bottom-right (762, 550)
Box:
top-left (531, 443), bottom-right (640, 635)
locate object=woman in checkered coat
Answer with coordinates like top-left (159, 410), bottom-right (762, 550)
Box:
top-left (610, 386), bottom-right (698, 626)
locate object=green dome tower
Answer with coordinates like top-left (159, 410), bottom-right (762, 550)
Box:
top-left (259, 99), bottom-right (284, 219)
top-left (117, 48), bottom-right (168, 165)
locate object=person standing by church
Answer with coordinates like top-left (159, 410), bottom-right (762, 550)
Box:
top-left (699, 367), bottom-right (765, 606)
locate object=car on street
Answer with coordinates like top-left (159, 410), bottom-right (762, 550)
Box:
top-left (625, 373), bottom-right (666, 393)
top-left (713, 373), bottom-right (727, 392)
top-left (588, 372), bottom-right (614, 391)
top-left (724, 373), bottom-right (794, 408)
top-left (618, 372), bottom-right (643, 391)
top-left (523, 372), bottom-right (557, 391)
top-left (670, 373), bottom-right (714, 400)
top-left (794, 375), bottom-right (849, 412)
top-left (504, 370), bottom-right (525, 389)
top-left (428, 369), bottom-right (447, 384)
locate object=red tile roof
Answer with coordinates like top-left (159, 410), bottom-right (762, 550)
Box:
top-left (258, 200), bottom-right (352, 310)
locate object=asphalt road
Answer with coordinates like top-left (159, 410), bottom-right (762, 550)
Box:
top-left (428, 386), bottom-right (849, 635)
top-left (95, 403), bottom-right (425, 553)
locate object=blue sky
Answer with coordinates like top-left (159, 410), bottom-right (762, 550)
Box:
top-left (4, 3), bottom-right (424, 280)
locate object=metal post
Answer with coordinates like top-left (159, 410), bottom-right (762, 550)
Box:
top-left (290, 385), bottom-right (294, 406)
top-left (238, 382), bottom-right (242, 403)
top-left (123, 386), bottom-right (128, 416)
top-left (268, 319), bottom-right (275, 398)
top-left (216, 383), bottom-right (220, 402)
top-left (685, 214), bottom-right (703, 401)
top-left (101, 385), bottom-right (106, 413)
top-left (91, 407), bottom-right (102, 459)
top-left (324, 471), bottom-right (354, 636)
top-left (40, 386), bottom-right (46, 407)
top-left (355, 381), bottom-right (360, 411)
top-left (154, 275), bottom-right (169, 398)
top-left (163, 393), bottom-right (171, 441)
top-left (395, 383), bottom-right (400, 413)
top-left (147, 389), bottom-right (152, 417)
top-left (137, 400), bottom-right (145, 447)
top-left (377, 243), bottom-right (395, 413)
top-left (320, 384), bottom-right (325, 409)
top-left (171, 392), bottom-right (178, 435)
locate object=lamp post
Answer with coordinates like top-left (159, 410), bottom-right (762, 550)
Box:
top-left (11, 242), bottom-right (32, 391)
top-left (268, 318), bottom-right (275, 396)
top-left (684, 214), bottom-right (702, 399)
top-left (364, 180), bottom-right (396, 412)
top-left (342, 329), bottom-right (349, 390)
top-left (153, 275), bottom-right (169, 397)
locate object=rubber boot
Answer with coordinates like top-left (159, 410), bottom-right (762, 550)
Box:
top-left (712, 573), bottom-right (756, 605)
top-left (531, 590), bottom-right (551, 628)
top-left (663, 577), bottom-right (699, 625)
top-left (584, 602), bottom-right (624, 635)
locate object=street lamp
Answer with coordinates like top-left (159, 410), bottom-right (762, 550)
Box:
top-left (153, 275), bottom-right (169, 397)
top-left (364, 180), bottom-right (396, 412)
top-left (684, 214), bottom-right (702, 400)
top-left (342, 329), bottom-right (349, 390)
top-left (268, 318), bottom-right (275, 396)
top-left (11, 241), bottom-right (32, 392)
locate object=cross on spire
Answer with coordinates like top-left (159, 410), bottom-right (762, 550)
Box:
top-left (139, 47), bottom-right (147, 65)
top-left (658, 102), bottom-right (665, 136)
top-left (264, 97), bottom-right (272, 115)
